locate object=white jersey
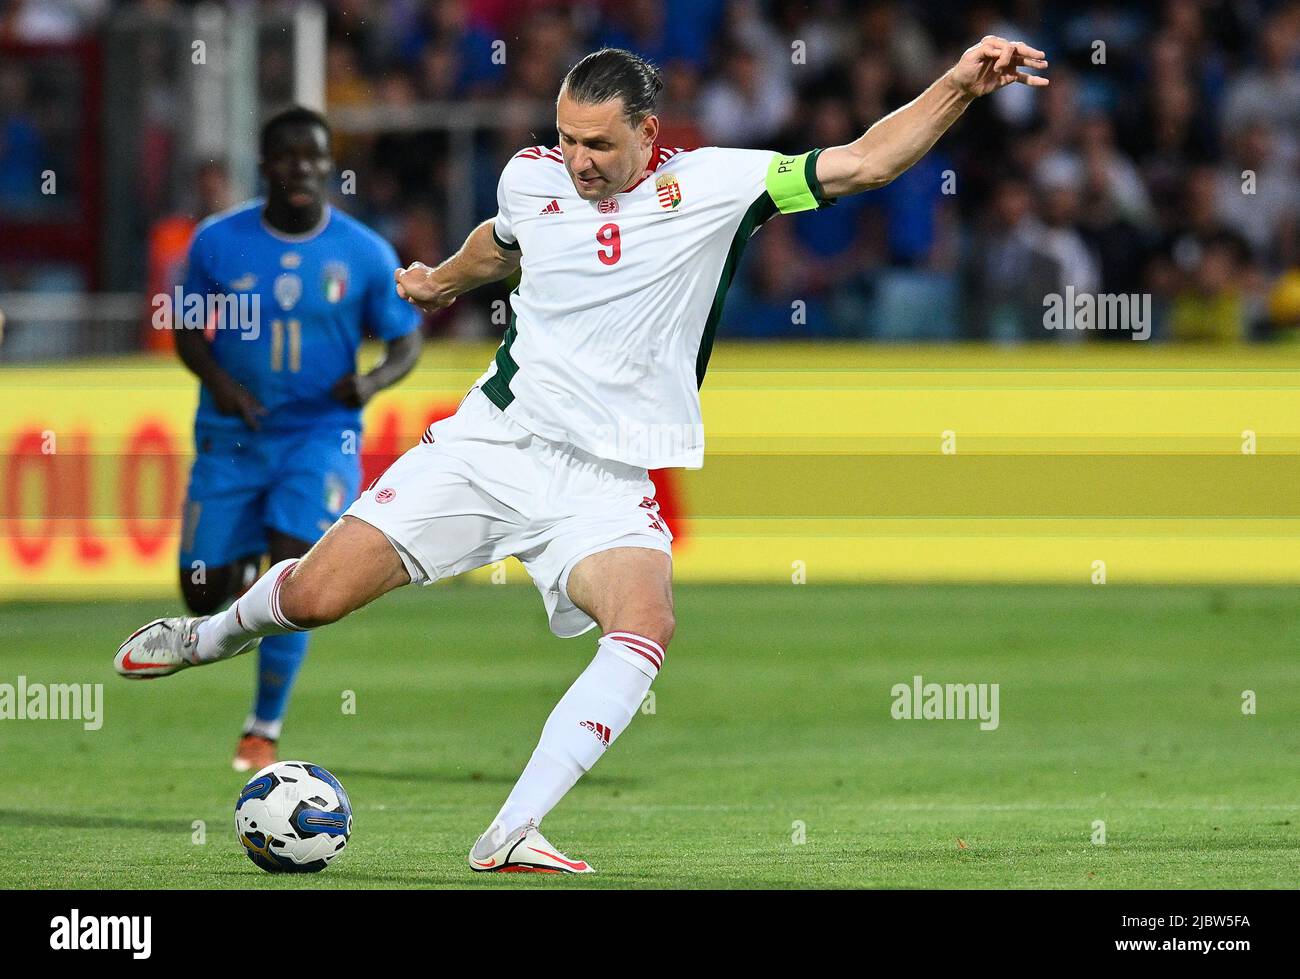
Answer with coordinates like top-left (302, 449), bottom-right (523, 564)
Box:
top-left (477, 142), bottom-right (834, 469)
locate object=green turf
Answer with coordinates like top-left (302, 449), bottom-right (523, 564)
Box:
top-left (0, 584), bottom-right (1296, 888)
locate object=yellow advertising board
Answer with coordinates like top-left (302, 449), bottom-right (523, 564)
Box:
top-left (2, 343), bottom-right (1298, 598)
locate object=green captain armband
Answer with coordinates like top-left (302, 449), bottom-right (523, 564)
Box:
top-left (764, 148), bottom-right (834, 214)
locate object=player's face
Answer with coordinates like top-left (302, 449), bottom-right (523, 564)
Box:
top-left (556, 91), bottom-right (657, 201)
top-left (261, 122), bottom-right (333, 210)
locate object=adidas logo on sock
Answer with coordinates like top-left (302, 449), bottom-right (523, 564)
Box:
top-left (579, 720), bottom-right (611, 747)
top-left (539, 199), bottom-right (563, 215)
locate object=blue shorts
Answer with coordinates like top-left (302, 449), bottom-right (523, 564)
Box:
top-left (179, 427), bottom-right (361, 569)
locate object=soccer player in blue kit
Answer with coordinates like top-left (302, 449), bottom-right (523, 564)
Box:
top-left (172, 106), bottom-right (422, 771)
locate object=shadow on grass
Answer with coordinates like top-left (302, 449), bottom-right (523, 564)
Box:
top-left (0, 808), bottom-right (184, 832)
top-left (332, 767), bottom-right (639, 788)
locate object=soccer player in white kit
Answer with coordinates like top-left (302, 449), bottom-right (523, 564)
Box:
top-left (116, 39), bottom-right (1047, 874)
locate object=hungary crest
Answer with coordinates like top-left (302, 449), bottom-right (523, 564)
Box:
top-left (323, 261), bottom-right (349, 304)
top-left (655, 173), bottom-right (682, 210)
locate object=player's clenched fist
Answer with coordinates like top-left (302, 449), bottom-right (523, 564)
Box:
top-left (948, 36), bottom-right (1049, 98)
top-left (395, 262), bottom-right (456, 313)
top-left (210, 375), bottom-right (268, 431)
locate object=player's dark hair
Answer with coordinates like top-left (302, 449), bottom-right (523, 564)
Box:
top-left (260, 105), bottom-right (331, 157)
top-left (561, 48), bottom-right (663, 125)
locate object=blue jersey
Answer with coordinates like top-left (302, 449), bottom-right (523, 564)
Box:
top-left (182, 200), bottom-right (419, 435)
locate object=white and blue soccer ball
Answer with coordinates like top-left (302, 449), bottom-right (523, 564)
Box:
top-left (235, 761), bottom-right (352, 873)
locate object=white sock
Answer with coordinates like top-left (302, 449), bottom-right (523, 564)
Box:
top-left (195, 559), bottom-right (303, 663)
top-left (242, 713), bottom-right (283, 741)
top-left (493, 632), bottom-right (664, 834)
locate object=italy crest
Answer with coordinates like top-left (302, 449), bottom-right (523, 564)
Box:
top-left (324, 472), bottom-right (346, 514)
top-left (323, 261), bottom-right (349, 304)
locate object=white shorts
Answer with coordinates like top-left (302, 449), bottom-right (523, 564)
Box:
top-left (344, 388), bottom-right (673, 637)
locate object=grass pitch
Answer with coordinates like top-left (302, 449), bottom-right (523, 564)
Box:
top-left (0, 584), bottom-right (1296, 888)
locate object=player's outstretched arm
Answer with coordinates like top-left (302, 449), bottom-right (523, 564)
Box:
top-left (816, 36), bottom-right (1048, 198)
top-left (394, 218), bottom-right (520, 314)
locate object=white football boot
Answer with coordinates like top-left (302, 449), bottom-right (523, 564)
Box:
top-left (468, 820), bottom-right (594, 875)
top-left (114, 616), bottom-right (226, 679)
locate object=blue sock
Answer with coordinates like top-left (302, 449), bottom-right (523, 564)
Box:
top-left (245, 632), bottom-right (309, 740)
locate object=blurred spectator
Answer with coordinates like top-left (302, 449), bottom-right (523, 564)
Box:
top-left (392, 201), bottom-right (459, 336)
top-left (1135, 71), bottom-right (1216, 229)
top-left (721, 222), bottom-right (833, 339)
top-left (325, 39), bottom-right (374, 162)
top-left (853, 1), bottom-right (936, 93)
top-left (657, 59), bottom-right (707, 148)
top-left (1147, 165), bottom-right (1234, 320)
top-left (698, 43), bottom-right (794, 147)
top-left (0, 0), bottom-right (107, 42)
top-left (1214, 121), bottom-right (1299, 270)
top-left (496, 9), bottom-right (578, 101)
top-left (1060, 0), bottom-right (1148, 110)
top-left (1218, 11), bottom-right (1300, 171)
top-left (1267, 268), bottom-right (1300, 342)
top-left (371, 70), bottom-right (447, 202)
top-left (770, 0), bottom-right (849, 81)
top-left (1168, 231), bottom-right (1250, 342)
top-left (143, 159), bottom-right (233, 351)
top-left (968, 177), bottom-right (1068, 341)
top-left (654, 0), bottom-right (728, 69)
top-left (417, 41), bottom-right (463, 101)
top-left (1036, 165), bottom-right (1102, 301)
top-left (1074, 116), bottom-right (1153, 297)
top-left (598, 0), bottom-right (684, 69)
top-left (868, 145), bottom-right (956, 269)
top-left (1074, 113), bottom-right (1155, 227)
top-left (0, 63), bottom-right (46, 212)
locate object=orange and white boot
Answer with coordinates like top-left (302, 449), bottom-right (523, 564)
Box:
top-left (232, 734), bottom-right (277, 773)
top-left (468, 819), bottom-right (594, 875)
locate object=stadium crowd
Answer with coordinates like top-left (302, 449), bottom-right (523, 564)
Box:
top-left (2, 0), bottom-right (1299, 343)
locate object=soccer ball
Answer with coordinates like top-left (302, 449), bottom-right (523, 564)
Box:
top-left (235, 761), bottom-right (352, 873)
